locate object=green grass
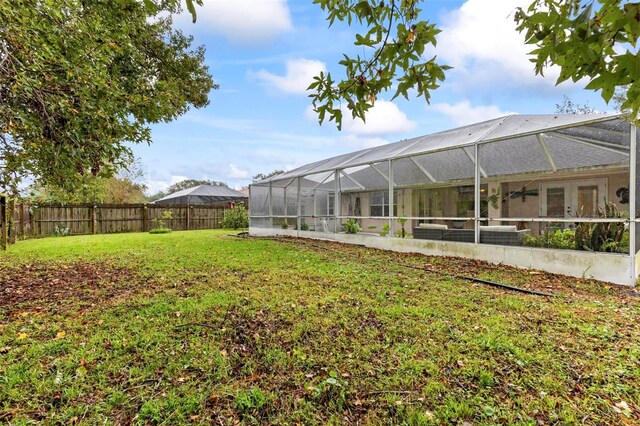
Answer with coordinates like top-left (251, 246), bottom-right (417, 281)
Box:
top-left (1, 230), bottom-right (639, 425)
top-left (148, 228), bottom-right (172, 234)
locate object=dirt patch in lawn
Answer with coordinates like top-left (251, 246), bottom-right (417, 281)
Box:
top-left (0, 261), bottom-right (150, 318)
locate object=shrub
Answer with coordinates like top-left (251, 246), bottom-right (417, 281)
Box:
top-left (221, 203), bottom-right (248, 229)
top-left (53, 223), bottom-right (70, 237)
top-left (343, 218), bottom-right (362, 234)
top-left (522, 203), bottom-right (630, 253)
top-left (575, 202), bottom-right (627, 252)
top-left (523, 229), bottom-right (575, 250)
top-left (148, 228), bottom-right (171, 234)
top-left (149, 210), bottom-right (173, 234)
top-left (398, 216), bottom-right (408, 238)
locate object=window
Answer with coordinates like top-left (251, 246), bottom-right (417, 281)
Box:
top-left (328, 194), bottom-right (335, 216)
top-left (458, 184), bottom-right (489, 218)
top-left (370, 191), bottom-right (398, 217)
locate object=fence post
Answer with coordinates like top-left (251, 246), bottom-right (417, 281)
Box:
top-left (30, 204), bottom-right (36, 237)
top-left (1, 194), bottom-right (6, 250)
top-left (186, 205), bottom-right (190, 231)
top-left (18, 202), bottom-right (25, 240)
top-left (142, 205), bottom-right (148, 232)
top-left (92, 205), bottom-right (97, 234)
top-left (8, 198), bottom-right (16, 244)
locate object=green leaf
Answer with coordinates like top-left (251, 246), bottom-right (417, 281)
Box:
top-left (185, 0), bottom-right (197, 23)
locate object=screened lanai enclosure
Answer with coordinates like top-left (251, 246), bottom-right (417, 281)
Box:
top-left (154, 185), bottom-right (246, 207)
top-left (249, 114), bottom-right (640, 286)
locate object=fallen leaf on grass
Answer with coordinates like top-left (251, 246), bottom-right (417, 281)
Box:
top-left (55, 331), bottom-right (66, 339)
top-left (615, 401), bottom-right (630, 411)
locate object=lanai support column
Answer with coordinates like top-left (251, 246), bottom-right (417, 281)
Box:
top-left (248, 185), bottom-right (252, 228)
top-left (474, 144), bottom-right (480, 244)
top-left (630, 124), bottom-right (638, 285)
top-left (283, 186), bottom-right (287, 224)
top-left (296, 177), bottom-right (301, 234)
top-left (313, 190), bottom-right (317, 232)
top-left (334, 170), bottom-right (340, 233)
top-left (388, 159), bottom-right (394, 238)
top-left (268, 181), bottom-right (273, 229)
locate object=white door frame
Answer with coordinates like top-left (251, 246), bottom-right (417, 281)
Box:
top-left (540, 178), bottom-right (607, 218)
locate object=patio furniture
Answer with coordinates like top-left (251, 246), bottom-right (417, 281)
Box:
top-left (412, 223), bottom-right (448, 240)
top-left (413, 224), bottom-right (530, 246)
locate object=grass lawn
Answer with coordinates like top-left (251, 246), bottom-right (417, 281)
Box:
top-left (1, 230), bottom-right (639, 425)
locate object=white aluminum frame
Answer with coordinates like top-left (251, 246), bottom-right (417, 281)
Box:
top-left (249, 115), bottom-right (636, 285)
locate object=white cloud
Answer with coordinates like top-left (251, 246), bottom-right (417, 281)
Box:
top-left (432, 101), bottom-right (516, 126)
top-left (254, 59), bottom-right (326, 94)
top-left (341, 101), bottom-right (416, 136)
top-left (178, 0), bottom-right (292, 45)
top-left (304, 101), bottom-right (414, 148)
top-left (169, 175), bottom-right (189, 185)
top-left (228, 163), bottom-right (250, 178)
top-left (146, 175), bottom-right (189, 195)
top-left (436, 0), bottom-right (559, 87)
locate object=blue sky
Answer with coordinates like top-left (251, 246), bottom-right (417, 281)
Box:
top-left (135, 0), bottom-right (612, 194)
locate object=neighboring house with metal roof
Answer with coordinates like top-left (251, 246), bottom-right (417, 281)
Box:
top-left (154, 185), bottom-right (247, 207)
top-left (249, 113), bottom-right (639, 286)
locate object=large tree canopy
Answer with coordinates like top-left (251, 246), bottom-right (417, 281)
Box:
top-left (0, 0), bottom-right (215, 194)
top-left (28, 159), bottom-right (148, 204)
top-left (309, 0), bottom-right (449, 130)
top-left (515, 0), bottom-right (640, 120)
top-left (2, 0), bottom-right (637, 195)
top-left (310, 0), bottom-right (640, 129)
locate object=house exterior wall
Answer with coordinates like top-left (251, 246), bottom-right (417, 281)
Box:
top-left (502, 171), bottom-right (628, 234)
top-left (341, 190), bottom-right (414, 236)
top-left (336, 170), bottom-right (629, 236)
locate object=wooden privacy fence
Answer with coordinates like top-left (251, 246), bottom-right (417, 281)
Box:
top-left (8, 203), bottom-right (227, 239)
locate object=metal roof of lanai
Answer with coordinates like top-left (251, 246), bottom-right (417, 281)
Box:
top-left (256, 113), bottom-right (629, 184)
